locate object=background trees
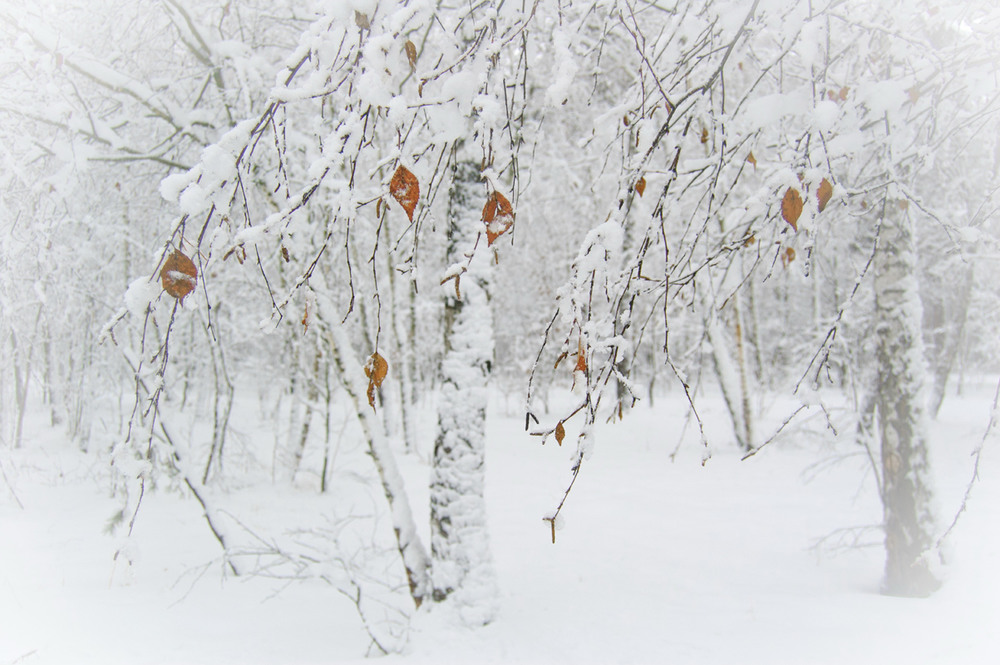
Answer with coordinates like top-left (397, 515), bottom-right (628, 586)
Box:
top-left (3, 0), bottom-right (1000, 646)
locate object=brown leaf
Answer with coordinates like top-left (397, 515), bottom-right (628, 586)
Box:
top-left (700, 127), bottom-right (709, 144)
top-left (301, 301), bottom-right (310, 332)
top-left (281, 246), bottom-right (290, 262)
top-left (553, 351), bottom-right (569, 370)
top-left (742, 233), bottom-right (756, 247)
top-left (635, 177), bottom-right (646, 197)
top-left (404, 39), bottom-right (417, 70)
top-left (781, 187), bottom-right (803, 231)
top-left (747, 152), bottom-right (757, 169)
top-left (354, 11), bottom-right (370, 29)
top-left (390, 166), bottom-right (419, 222)
top-left (816, 178), bottom-right (833, 212)
top-left (781, 246), bottom-right (796, 268)
top-left (898, 199), bottom-right (909, 211)
top-left (160, 250), bottom-right (198, 302)
top-left (364, 352), bottom-right (389, 410)
top-left (555, 421), bottom-right (566, 446)
top-left (574, 343), bottom-right (587, 374)
top-left (483, 191), bottom-right (514, 246)
top-left (838, 86), bottom-right (849, 101)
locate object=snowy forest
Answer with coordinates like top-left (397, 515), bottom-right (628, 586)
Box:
top-left (2, 0), bottom-right (1000, 662)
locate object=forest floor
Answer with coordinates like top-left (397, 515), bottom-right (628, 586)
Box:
top-left (2, 379), bottom-right (999, 664)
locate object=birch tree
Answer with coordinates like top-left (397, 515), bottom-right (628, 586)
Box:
top-left (10, 0), bottom-right (1000, 640)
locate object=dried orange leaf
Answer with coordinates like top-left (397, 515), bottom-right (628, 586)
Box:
top-left (160, 250), bottom-right (198, 302)
top-left (281, 246), bottom-right (290, 262)
top-left (574, 343), bottom-right (587, 374)
top-left (747, 152), bottom-right (757, 169)
top-left (364, 352), bottom-right (389, 387)
top-left (483, 191), bottom-right (514, 246)
top-left (816, 178), bottom-right (833, 212)
top-left (635, 177), bottom-right (646, 197)
top-left (700, 127), bottom-right (709, 144)
top-left (390, 166), bottom-right (419, 222)
top-left (555, 421), bottom-right (566, 446)
top-left (404, 39), bottom-right (417, 70)
top-left (781, 187), bottom-right (803, 231)
top-left (364, 352), bottom-right (389, 410)
top-left (354, 11), bottom-right (370, 29)
top-left (781, 246), bottom-right (796, 268)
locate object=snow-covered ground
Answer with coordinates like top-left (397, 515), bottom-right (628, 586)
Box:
top-left (2, 381), bottom-right (998, 664)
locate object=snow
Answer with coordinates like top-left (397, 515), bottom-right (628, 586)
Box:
top-left (3, 382), bottom-right (999, 664)
top-left (123, 276), bottom-right (161, 319)
top-left (545, 29), bottom-right (579, 108)
top-left (742, 91), bottom-right (809, 130)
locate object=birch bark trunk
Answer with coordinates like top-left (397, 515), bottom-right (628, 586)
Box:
top-left (429, 159), bottom-right (498, 624)
top-left (874, 199), bottom-right (939, 597)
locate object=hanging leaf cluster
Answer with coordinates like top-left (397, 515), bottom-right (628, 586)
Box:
top-left (364, 352), bottom-right (389, 410)
top-left (160, 250), bottom-right (198, 302)
top-left (483, 191), bottom-right (514, 245)
top-left (781, 177), bottom-right (834, 231)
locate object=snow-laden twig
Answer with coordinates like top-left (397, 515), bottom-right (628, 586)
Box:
top-left (935, 376), bottom-right (1000, 551)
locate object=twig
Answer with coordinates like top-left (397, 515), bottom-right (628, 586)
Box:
top-left (742, 403), bottom-right (810, 460)
top-left (0, 457), bottom-right (24, 509)
top-left (935, 376), bottom-right (1000, 550)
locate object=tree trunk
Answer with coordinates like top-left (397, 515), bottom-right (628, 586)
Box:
top-left (927, 263), bottom-right (974, 418)
top-left (326, 323), bottom-right (431, 607)
top-left (706, 311), bottom-right (752, 451)
top-left (874, 200), bottom-right (939, 597)
top-left (429, 159), bottom-right (498, 624)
